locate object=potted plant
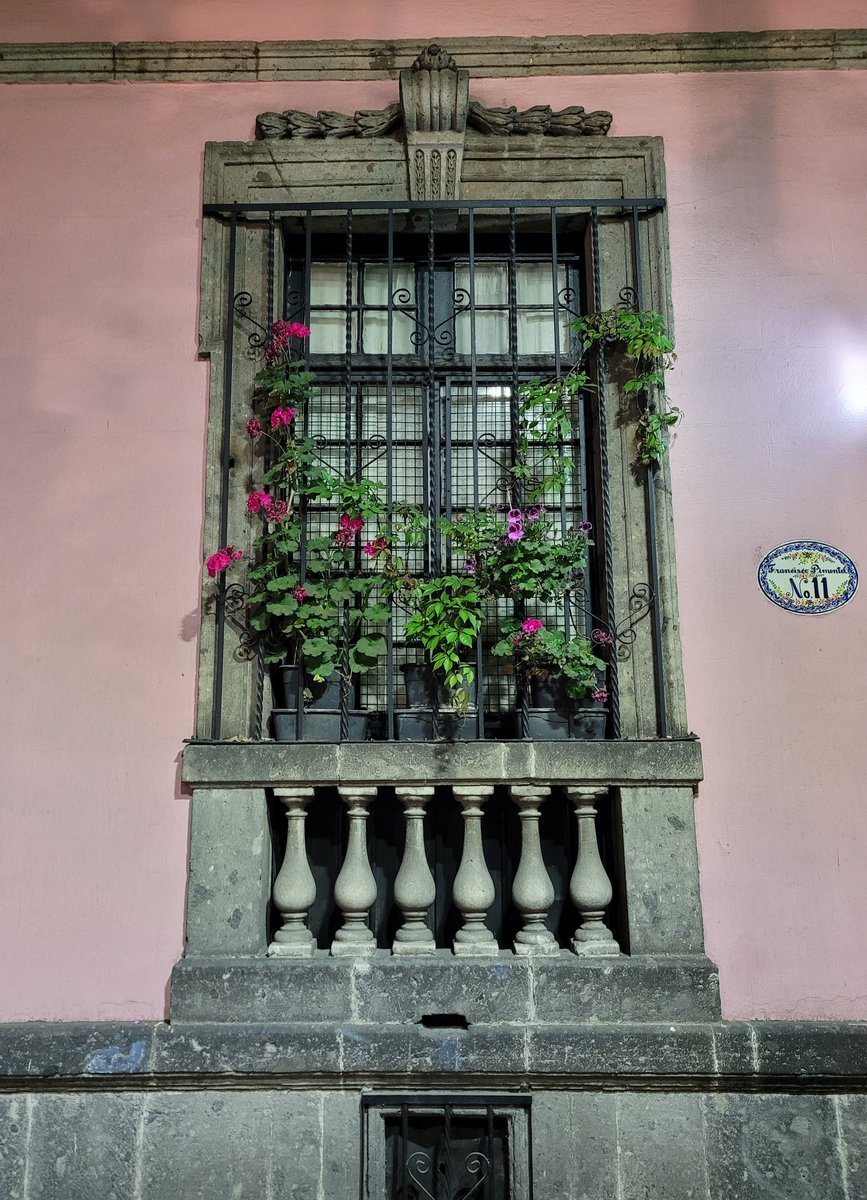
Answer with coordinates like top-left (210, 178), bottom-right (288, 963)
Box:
top-left (441, 506), bottom-right (592, 602)
top-left (493, 619), bottom-right (610, 740)
top-left (206, 320), bottom-right (390, 740)
top-left (397, 574), bottom-right (484, 741)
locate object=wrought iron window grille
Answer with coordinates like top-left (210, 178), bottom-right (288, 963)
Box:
top-left (362, 1093), bottom-right (532, 1200)
top-left (202, 199), bottom-right (665, 743)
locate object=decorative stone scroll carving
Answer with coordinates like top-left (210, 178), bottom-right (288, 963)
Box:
top-left (255, 43), bottom-right (613, 198)
top-left (256, 102), bottom-right (402, 141)
top-left (466, 101), bottom-right (612, 136)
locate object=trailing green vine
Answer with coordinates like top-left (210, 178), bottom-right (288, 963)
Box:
top-left (574, 303), bottom-right (679, 465)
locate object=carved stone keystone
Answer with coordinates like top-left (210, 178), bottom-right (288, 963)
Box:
top-left (400, 45), bottom-right (469, 201)
top-left (393, 787), bottom-right (437, 954)
top-left (268, 788), bottom-right (317, 958)
top-left (567, 786), bottom-right (620, 957)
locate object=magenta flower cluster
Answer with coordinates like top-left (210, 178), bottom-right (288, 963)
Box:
top-left (363, 537), bottom-right (389, 559)
top-left (247, 491), bottom-right (273, 514)
top-left (506, 508), bottom-right (525, 542)
top-left (504, 505), bottom-right (545, 543)
top-left (334, 513), bottom-right (365, 548)
top-left (270, 407), bottom-right (296, 429)
top-left (206, 545), bottom-right (242, 577)
top-left (246, 492), bottom-right (288, 521)
top-left (591, 628), bottom-right (614, 646)
top-left (264, 319), bottom-right (311, 364)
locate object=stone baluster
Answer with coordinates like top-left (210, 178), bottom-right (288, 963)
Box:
top-left (452, 786), bottom-right (498, 957)
top-left (268, 788), bottom-right (317, 957)
top-left (567, 786), bottom-right (620, 957)
top-left (393, 787), bottom-right (437, 954)
top-left (331, 786), bottom-right (378, 956)
top-left (510, 785), bottom-right (558, 955)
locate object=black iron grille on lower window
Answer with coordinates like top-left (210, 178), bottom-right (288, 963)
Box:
top-left (202, 199), bottom-right (666, 743)
top-left (362, 1093), bottom-right (532, 1200)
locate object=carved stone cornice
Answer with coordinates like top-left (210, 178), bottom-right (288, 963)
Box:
top-left (2, 29), bottom-right (864, 84)
top-left (255, 98), bottom-right (613, 142)
top-left (255, 44), bottom-right (613, 200)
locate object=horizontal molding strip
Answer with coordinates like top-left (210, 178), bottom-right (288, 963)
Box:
top-left (0, 29), bottom-right (865, 84)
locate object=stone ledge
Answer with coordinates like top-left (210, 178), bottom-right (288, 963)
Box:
top-left (181, 737), bottom-right (704, 788)
top-left (0, 30), bottom-right (865, 83)
top-left (0, 1020), bottom-right (865, 1089)
top-left (169, 953), bottom-right (721, 1025)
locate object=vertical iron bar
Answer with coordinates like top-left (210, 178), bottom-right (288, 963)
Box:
top-left (296, 214), bottom-right (313, 744)
top-left (427, 210), bottom-right (441, 575)
top-left (386, 210), bottom-right (395, 740)
top-left (527, 1095), bottom-right (535, 1200)
top-left (427, 209), bottom-right (440, 740)
top-left (508, 207), bottom-right (529, 740)
top-left (303, 209), bottom-right (313, 327)
top-left (401, 1103), bottom-right (408, 1200)
top-left (468, 209), bottom-right (485, 740)
top-left (486, 1104), bottom-right (494, 1200)
top-left (254, 215), bottom-right (277, 741)
top-left (589, 205), bottom-right (621, 738)
top-left (341, 210), bottom-right (354, 742)
top-left (211, 213), bottom-right (238, 740)
top-left (444, 378), bottom-right (453, 567)
top-left (631, 209), bottom-right (668, 737)
top-left (551, 209), bottom-right (572, 644)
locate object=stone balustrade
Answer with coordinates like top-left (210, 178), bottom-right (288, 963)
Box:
top-left (266, 783), bottom-right (619, 957)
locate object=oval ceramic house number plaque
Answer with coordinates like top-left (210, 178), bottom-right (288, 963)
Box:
top-left (758, 541), bottom-right (858, 614)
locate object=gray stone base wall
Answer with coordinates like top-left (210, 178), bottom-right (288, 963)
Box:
top-left (2, 1084), bottom-right (865, 1200)
top-left (1, 1021), bottom-right (866, 1199)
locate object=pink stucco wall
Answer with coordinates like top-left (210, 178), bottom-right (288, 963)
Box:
top-left (1, 61), bottom-right (866, 1021)
top-left (2, 0), bottom-right (866, 41)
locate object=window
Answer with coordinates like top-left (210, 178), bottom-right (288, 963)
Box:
top-left (207, 203), bottom-right (622, 741)
top-left (362, 1094), bottom-right (531, 1200)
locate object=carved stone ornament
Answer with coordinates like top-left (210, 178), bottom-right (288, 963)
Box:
top-left (255, 43), bottom-right (613, 199)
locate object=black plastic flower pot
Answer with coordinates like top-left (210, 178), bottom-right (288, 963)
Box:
top-left (269, 665), bottom-right (343, 710)
top-left (269, 664), bottom-right (301, 709)
top-left (395, 711), bottom-right (478, 742)
top-left (571, 704), bottom-right (608, 740)
top-left (529, 672), bottom-right (568, 710)
top-left (400, 662), bottom-right (477, 710)
top-left (270, 709), bottom-right (370, 743)
top-left (519, 700), bottom-right (608, 741)
top-left (304, 672), bottom-right (344, 710)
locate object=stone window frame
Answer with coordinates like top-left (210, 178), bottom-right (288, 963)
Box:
top-left (177, 46), bottom-right (712, 1013)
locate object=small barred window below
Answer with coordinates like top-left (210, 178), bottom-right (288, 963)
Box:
top-left (363, 1094), bottom-right (531, 1200)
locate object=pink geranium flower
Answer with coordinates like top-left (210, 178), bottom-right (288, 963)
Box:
top-left (264, 320), bottom-right (312, 363)
top-left (270, 407), bottom-right (296, 429)
top-left (591, 688), bottom-right (608, 703)
top-left (247, 491), bottom-right (273, 514)
top-left (247, 417), bottom-right (263, 439)
top-left (293, 585), bottom-right (309, 601)
top-left (206, 546), bottom-right (242, 577)
top-left (521, 618), bottom-right (544, 634)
